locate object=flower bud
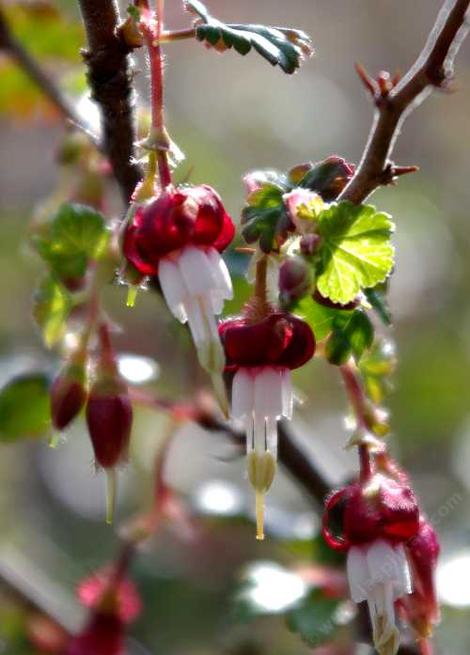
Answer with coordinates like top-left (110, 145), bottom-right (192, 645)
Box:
top-left (279, 256), bottom-right (313, 305)
top-left (50, 361), bottom-right (87, 431)
top-left (86, 377), bottom-right (132, 470)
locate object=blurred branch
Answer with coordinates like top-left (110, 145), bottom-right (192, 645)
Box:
top-left (77, 0), bottom-right (143, 202)
top-left (0, 7), bottom-right (98, 144)
top-left (340, 0), bottom-right (470, 204)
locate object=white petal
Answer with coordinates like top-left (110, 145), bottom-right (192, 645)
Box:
top-left (254, 367), bottom-right (284, 419)
top-left (253, 413), bottom-right (266, 454)
top-left (245, 416), bottom-right (254, 453)
top-left (266, 415), bottom-right (278, 459)
top-left (391, 544), bottom-right (412, 598)
top-left (232, 369), bottom-right (254, 420)
top-left (159, 258), bottom-right (188, 322)
top-left (206, 248), bottom-right (233, 300)
top-left (178, 246), bottom-right (218, 297)
top-left (347, 546), bottom-right (370, 602)
top-left (366, 539), bottom-right (402, 586)
top-left (185, 296), bottom-right (206, 345)
top-left (281, 369), bottom-right (293, 419)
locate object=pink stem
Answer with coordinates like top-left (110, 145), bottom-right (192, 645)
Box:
top-left (340, 363), bottom-right (373, 482)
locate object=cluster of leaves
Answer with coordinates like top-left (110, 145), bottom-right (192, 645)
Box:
top-left (185, 0), bottom-right (313, 74)
top-left (242, 156), bottom-right (355, 254)
top-left (31, 203), bottom-right (109, 347)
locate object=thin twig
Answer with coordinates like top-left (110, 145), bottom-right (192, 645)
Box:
top-left (340, 0), bottom-right (470, 204)
top-left (0, 7), bottom-right (98, 144)
top-left (78, 0), bottom-right (143, 203)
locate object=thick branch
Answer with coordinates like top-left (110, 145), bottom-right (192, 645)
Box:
top-left (340, 0), bottom-right (470, 204)
top-left (0, 8), bottom-right (96, 143)
top-left (78, 0), bottom-right (142, 203)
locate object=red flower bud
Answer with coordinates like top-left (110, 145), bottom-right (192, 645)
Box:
top-left (123, 184), bottom-right (235, 276)
top-left (50, 363), bottom-right (87, 431)
top-left (86, 378), bottom-right (132, 469)
top-left (219, 311), bottom-right (315, 371)
top-left (279, 256), bottom-right (313, 304)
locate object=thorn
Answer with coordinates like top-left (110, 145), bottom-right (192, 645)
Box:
top-left (355, 62), bottom-right (377, 97)
top-left (391, 68), bottom-right (402, 87)
top-left (392, 164), bottom-right (420, 177)
top-left (377, 70), bottom-right (392, 96)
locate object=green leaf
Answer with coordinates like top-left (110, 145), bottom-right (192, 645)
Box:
top-left (34, 203), bottom-right (109, 280)
top-left (241, 182), bottom-right (292, 253)
top-left (364, 284), bottom-right (392, 326)
top-left (359, 338), bottom-right (396, 405)
top-left (287, 590), bottom-right (340, 647)
top-left (295, 156), bottom-right (355, 201)
top-left (33, 276), bottom-right (72, 348)
top-left (316, 201), bottom-right (395, 305)
top-left (325, 310), bottom-right (374, 366)
top-left (0, 374), bottom-right (51, 442)
top-left (185, 0), bottom-right (313, 74)
top-left (291, 295), bottom-right (353, 341)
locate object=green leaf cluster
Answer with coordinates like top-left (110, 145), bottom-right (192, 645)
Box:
top-left (0, 374), bottom-right (51, 442)
top-left (185, 0), bottom-right (312, 74)
top-left (241, 181), bottom-right (292, 253)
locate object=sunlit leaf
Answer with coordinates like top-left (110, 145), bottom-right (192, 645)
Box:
top-left (33, 276), bottom-right (72, 347)
top-left (316, 202), bottom-right (395, 305)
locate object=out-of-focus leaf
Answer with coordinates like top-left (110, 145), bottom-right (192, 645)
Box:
top-left (185, 0), bottom-right (313, 74)
top-left (359, 338), bottom-right (396, 405)
top-left (316, 202), bottom-right (395, 305)
top-left (286, 589), bottom-right (340, 647)
top-left (291, 156), bottom-right (355, 201)
top-left (291, 295), bottom-right (353, 341)
top-left (4, 3), bottom-right (83, 62)
top-left (0, 373), bottom-right (51, 441)
top-left (34, 203), bottom-right (109, 279)
top-left (33, 276), bottom-right (72, 347)
top-left (0, 61), bottom-right (60, 120)
top-left (364, 284), bottom-right (392, 326)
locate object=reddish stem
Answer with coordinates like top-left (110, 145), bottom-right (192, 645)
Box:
top-left (98, 321), bottom-right (118, 374)
top-left (340, 363), bottom-right (373, 482)
top-left (419, 639), bottom-right (433, 655)
top-left (143, 1), bottom-right (172, 189)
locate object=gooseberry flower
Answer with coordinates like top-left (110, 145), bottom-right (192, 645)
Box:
top-left (123, 185), bottom-right (235, 375)
top-left (219, 310), bottom-right (315, 539)
top-left (323, 473), bottom-right (420, 655)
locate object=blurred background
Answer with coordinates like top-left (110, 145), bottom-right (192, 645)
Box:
top-left (1, 0), bottom-right (470, 653)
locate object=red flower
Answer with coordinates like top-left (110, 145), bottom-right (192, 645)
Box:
top-left (78, 569), bottom-right (142, 624)
top-left (219, 311), bottom-right (315, 372)
top-left (65, 613), bottom-right (124, 655)
top-left (123, 184), bottom-right (235, 276)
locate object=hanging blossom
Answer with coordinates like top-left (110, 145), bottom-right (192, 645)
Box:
top-left (322, 469), bottom-right (424, 655)
top-left (123, 185), bottom-right (235, 377)
top-left (65, 566), bottom-right (141, 655)
top-left (219, 310), bottom-right (315, 539)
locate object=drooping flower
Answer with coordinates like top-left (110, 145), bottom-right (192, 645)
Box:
top-left (219, 310), bottom-right (315, 539)
top-left (50, 359), bottom-right (87, 431)
top-left (123, 185), bottom-right (235, 375)
top-left (322, 473), bottom-right (420, 655)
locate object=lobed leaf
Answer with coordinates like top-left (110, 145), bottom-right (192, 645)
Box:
top-left (316, 201), bottom-right (395, 305)
top-left (185, 0), bottom-right (313, 74)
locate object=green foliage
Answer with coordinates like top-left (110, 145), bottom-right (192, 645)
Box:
top-left (292, 295), bottom-right (353, 341)
top-left (286, 589), bottom-right (340, 647)
top-left (0, 374), bottom-right (51, 442)
top-left (364, 284), bottom-right (392, 326)
top-left (325, 310), bottom-right (374, 366)
top-left (290, 157), bottom-right (354, 201)
top-left (241, 181), bottom-right (292, 253)
top-left (315, 202), bottom-right (395, 305)
top-left (185, 0), bottom-right (312, 74)
top-left (33, 276), bottom-right (72, 347)
top-left (34, 203), bottom-right (109, 280)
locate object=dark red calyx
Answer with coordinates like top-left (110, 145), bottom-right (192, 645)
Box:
top-left (406, 518), bottom-right (440, 603)
top-left (123, 184), bottom-right (235, 276)
top-left (78, 568), bottom-right (142, 624)
top-left (279, 256), bottom-right (313, 305)
top-left (219, 311), bottom-right (315, 371)
top-left (342, 474), bottom-right (420, 545)
top-left (51, 362), bottom-right (87, 430)
top-left (65, 613), bottom-right (124, 655)
top-left (86, 377), bottom-right (132, 469)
